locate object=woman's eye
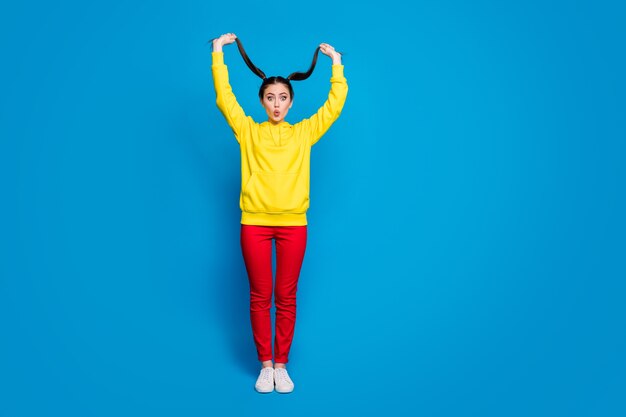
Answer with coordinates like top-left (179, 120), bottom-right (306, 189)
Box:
top-left (267, 97), bottom-right (273, 101)
top-left (280, 96), bottom-right (287, 101)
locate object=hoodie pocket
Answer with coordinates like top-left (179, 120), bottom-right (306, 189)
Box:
top-left (242, 171), bottom-right (308, 214)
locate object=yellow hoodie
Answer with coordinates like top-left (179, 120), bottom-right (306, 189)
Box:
top-left (212, 51), bottom-right (348, 226)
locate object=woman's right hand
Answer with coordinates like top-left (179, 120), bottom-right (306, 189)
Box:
top-left (213, 33), bottom-right (237, 52)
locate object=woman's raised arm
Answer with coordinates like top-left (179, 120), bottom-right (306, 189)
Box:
top-left (212, 33), bottom-right (249, 141)
top-left (307, 43), bottom-right (348, 145)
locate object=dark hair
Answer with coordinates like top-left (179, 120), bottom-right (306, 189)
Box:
top-left (233, 38), bottom-right (320, 100)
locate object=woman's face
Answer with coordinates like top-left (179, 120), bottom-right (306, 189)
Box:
top-left (260, 83), bottom-right (292, 124)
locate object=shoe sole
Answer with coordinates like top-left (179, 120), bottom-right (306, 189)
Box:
top-left (255, 386), bottom-right (274, 393)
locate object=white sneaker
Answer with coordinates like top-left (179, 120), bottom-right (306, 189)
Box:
top-left (274, 367), bottom-right (294, 393)
top-left (255, 367), bottom-right (275, 393)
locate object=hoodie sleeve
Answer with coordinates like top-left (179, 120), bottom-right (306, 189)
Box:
top-left (305, 64), bottom-right (348, 145)
top-left (212, 51), bottom-right (248, 141)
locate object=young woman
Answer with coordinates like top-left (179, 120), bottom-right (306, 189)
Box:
top-left (211, 33), bottom-right (348, 393)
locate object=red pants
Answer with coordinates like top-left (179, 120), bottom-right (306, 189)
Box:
top-left (240, 225), bottom-right (307, 364)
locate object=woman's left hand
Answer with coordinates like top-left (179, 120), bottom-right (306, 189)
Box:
top-left (319, 43), bottom-right (342, 65)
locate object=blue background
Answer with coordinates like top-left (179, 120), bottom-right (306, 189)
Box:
top-left (1, 0), bottom-right (625, 416)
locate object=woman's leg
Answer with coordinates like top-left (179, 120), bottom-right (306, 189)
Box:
top-left (273, 226), bottom-right (307, 365)
top-left (240, 225), bottom-right (274, 363)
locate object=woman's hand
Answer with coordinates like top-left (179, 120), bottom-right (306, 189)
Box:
top-left (213, 33), bottom-right (237, 52)
top-left (319, 43), bottom-right (342, 65)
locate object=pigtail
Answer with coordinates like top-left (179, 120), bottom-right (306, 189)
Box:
top-left (287, 47), bottom-right (321, 81)
top-left (235, 38), bottom-right (266, 80)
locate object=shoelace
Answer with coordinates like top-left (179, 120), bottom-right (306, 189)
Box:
top-left (275, 369), bottom-right (293, 385)
top-left (259, 368), bottom-right (273, 384)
